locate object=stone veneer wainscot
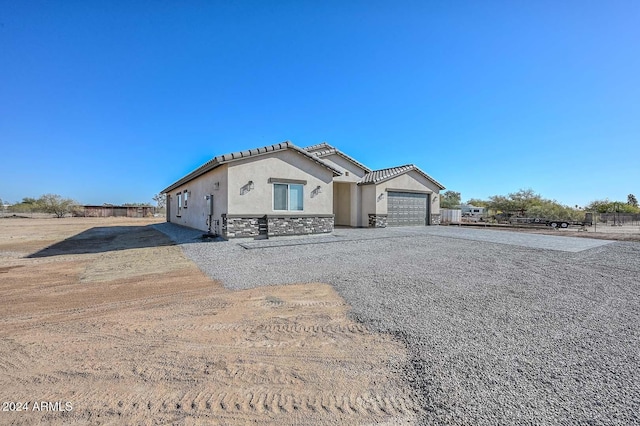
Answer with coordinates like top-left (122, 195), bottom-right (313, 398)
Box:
top-left (222, 214), bottom-right (334, 239)
top-left (368, 214), bottom-right (388, 228)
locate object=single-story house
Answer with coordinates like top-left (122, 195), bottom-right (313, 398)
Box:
top-left (161, 141), bottom-right (445, 238)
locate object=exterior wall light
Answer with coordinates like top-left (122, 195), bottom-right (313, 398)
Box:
top-left (240, 181), bottom-right (254, 195)
top-left (311, 185), bottom-right (323, 197)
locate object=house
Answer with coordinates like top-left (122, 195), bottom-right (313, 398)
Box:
top-left (160, 141), bottom-right (445, 238)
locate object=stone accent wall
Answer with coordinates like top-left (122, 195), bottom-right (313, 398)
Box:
top-left (430, 213), bottom-right (441, 225)
top-left (267, 216), bottom-right (334, 237)
top-left (222, 214), bottom-right (334, 238)
top-left (368, 214), bottom-right (388, 228)
top-left (221, 215), bottom-right (261, 238)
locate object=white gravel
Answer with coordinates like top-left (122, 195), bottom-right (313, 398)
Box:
top-left (154, 223), bottom-right (640, 425)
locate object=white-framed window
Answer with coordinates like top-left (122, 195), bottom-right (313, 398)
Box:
top-left (273, 183), bottom-right (304, 211)
top-left (184, 190), bottom-right (189, 208)
top-left (177, 192), bottom-right (182, 216)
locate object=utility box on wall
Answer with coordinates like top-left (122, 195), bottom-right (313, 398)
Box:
top-left (206, 195), bottom-right (214, 216)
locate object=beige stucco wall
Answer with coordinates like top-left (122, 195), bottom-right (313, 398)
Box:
top-left (360, 184), bottom-right (377, 226)
top-left (350, 183), bottom-right (362, 227)
top-left (227, 150), bottom-right (335, 215)
top-left (167, 164), bottom-right (229, 232)
top-left (319, 154), bottom-right (367, 183)
top-left (333, 183), bottom-right (351, 226)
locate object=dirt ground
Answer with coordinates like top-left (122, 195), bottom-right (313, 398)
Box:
top-left (0, 217), bottom-right (419, 425)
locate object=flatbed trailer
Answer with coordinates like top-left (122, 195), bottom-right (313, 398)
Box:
top-left (509, 217), bottom-right (589, 229)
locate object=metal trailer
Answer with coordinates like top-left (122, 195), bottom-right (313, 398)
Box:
top-left (509, 217), bottom-right (587, 229)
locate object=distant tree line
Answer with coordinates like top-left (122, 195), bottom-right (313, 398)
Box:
top-left (440, 188), bottom-right (640, 221)
top-left (6, 194), bottom-right (80, 218)
top-left (3, 194), bottom-right (163, 218)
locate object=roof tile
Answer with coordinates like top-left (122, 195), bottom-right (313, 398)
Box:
top-left (360, 164), bottom-right (445, 189)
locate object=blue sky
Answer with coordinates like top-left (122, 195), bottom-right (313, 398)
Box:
top-left (1, 1), bottom-right (638, 207)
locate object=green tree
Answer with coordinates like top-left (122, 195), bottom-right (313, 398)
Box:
top-left (8, 197), bottom-right (40, 214)
top-left (628, 194), bottom-right (638, 207)
top-left (440, 191), bottom-right (461, 208)
top-left (465, 198), bottom-right (489, 207)
top-left (585, 199), bottom-right (639, 214)
top-left (585, 199), bottom-right (610, 213)
top-left (508, 188), bottom-right (542, 213)
top-left (485, 189), bottom-right (584, 220)
top-left (37, 194), bottom-right (79, 218)
top-left (487, 195), bottom-right (517, 214)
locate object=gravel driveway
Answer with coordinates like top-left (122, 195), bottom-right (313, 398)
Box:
top-left (155, 223), bottom-right (640, 425)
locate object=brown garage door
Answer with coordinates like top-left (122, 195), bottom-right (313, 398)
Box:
top-left (387, 192), bottom-right (429, 226)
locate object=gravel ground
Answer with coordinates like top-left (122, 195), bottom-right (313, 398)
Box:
top-left (154, 223), bottom-right (640, 425)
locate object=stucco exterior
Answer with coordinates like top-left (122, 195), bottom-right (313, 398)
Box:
top-left (360, 184), bottom-right (377, 227)
top-left (227, 150), bottom-right (335, 216)
top-left (167, 164), bottom-right (229, 233)
top-left (333, 183), bottom-right (352, 226)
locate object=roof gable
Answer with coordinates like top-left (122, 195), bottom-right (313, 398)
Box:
top-left (359, 164), bottom-right (445, 190)
top-left (303, 142), bottom-right (371, 173)
top-left (161, 141), bottom-right (342, 193)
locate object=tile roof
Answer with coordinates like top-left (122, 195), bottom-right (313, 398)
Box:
top-left (359, 164), bottom-right (445, 189)
top-left (161, 141), bottom-right (342, 193)
top-left (303, 143), bottom-right (372, 173)
top-left (304, 142), bottom-right (334, 152)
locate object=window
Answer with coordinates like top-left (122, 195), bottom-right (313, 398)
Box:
top-left (177, 192), bottom-right (182, 216)
top-left (184, 190), bottom-right (189, 208)
top-left (273, 183), bottom-right (304, 211)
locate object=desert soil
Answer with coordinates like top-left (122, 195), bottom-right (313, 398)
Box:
top-left (0, 217), bottom-right (419, 425)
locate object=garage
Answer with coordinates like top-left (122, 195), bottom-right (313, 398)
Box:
top-left (387, 191), bottom-right (429, 226)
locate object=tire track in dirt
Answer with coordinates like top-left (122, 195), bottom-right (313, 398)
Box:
top-left (0, 218), bottom-right (421, 425)
top-left (256, 298), bottom-right (349, 308)
top-left (200, 322), bottom-right (367, 334)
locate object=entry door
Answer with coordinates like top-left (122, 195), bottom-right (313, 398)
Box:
top-left (387, 192), bottom-right (428, 226)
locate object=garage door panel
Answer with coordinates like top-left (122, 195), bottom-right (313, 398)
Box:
top-left (387, 192), bottom-right (428, 226)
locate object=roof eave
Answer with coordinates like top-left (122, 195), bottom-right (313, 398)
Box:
top-left (161, 160), bottom-right (222, 194)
